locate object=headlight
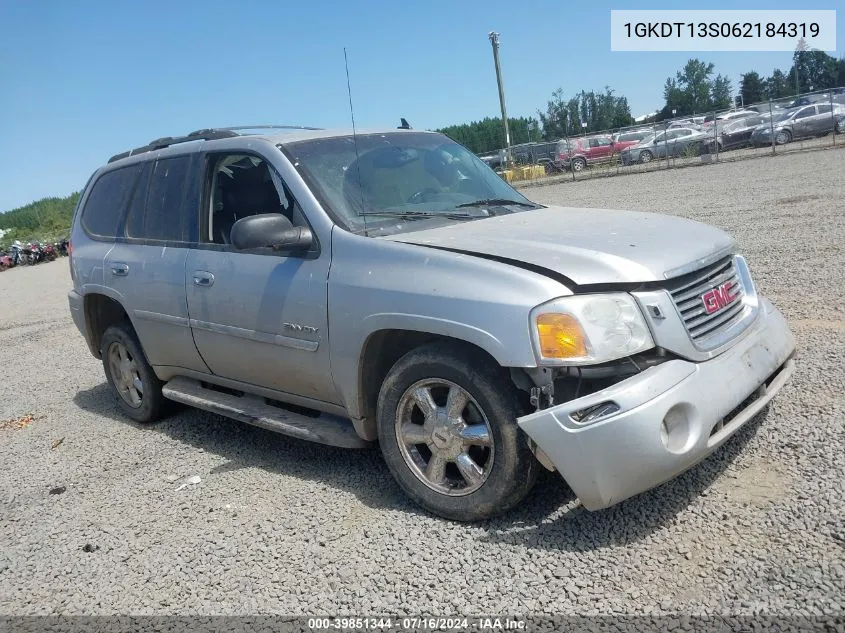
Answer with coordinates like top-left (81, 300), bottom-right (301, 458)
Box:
top-left (530, 294), bottom-right (654, 365)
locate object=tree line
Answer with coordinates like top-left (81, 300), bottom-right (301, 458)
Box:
top-left (740, 44), bottom-right (845, 106)
top-left (0, 193), bottom-right (79, 248)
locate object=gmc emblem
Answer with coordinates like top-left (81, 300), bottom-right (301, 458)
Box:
top-left (701, 282), bottom-right (738, 315)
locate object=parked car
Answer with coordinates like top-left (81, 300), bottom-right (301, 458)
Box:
top-left (554, 135), bottom-right (616, 171)
top-left (750, 103), bottom-right (845, 146)
top-left (709, 114), bottom-right (773, 151)
top-left (68, 126), bottom-right (796, 521)
top-left (620, 127), bottom-right (711, 164)
top-left (835, 113), bottom-right (845, 134)
top-left (510, 140), bottom-right (559, 167)
top-left (612, 130), bottom-right (653, 151)
top-left (478, 152), bottom-right (503, 170)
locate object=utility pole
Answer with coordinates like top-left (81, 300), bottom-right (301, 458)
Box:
top-left (488, 31), bottom-right (512, 167)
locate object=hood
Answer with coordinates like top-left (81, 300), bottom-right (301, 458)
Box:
top-left (382, 206), bottom-right (736, 287)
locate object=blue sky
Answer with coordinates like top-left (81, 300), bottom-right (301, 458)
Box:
top-left (0, 0), bottom-right (841, 210)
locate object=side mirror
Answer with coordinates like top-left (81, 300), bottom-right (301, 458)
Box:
top-left (230, 214), bottom-right (313, 253)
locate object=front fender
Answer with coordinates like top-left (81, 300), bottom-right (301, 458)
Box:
top-left (360, 313), bottom-right (509, 365)
top-left (327, 229), bottom-right (569, 421)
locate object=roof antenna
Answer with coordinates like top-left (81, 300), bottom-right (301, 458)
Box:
top-left (344, 47), bottom-right (368, 237)
top-left (398, 118), bottom-right (411, 129)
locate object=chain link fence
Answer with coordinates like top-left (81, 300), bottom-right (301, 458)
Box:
top-left (488, 87), bottom-right (845, 186)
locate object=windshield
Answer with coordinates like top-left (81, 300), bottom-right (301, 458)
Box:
top-left (283, 132), bottom-right (540, 235)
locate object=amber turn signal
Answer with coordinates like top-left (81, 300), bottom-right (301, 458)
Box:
top-left (535, 313), bottom-right (588, 359)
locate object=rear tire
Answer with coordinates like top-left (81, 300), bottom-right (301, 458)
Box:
top-left (100, 323), bottom-right (169, 424)
top-left (376, 342), bottom-right (539, 521)
top-left (571, 157), bottom-right (586, 172)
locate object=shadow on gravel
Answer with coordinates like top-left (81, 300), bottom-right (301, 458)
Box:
top-left (72, 383), bottom-right (425, 516)
top-left (476, 408), bottom-right (769, 551)
top-left (73, 382), bottom-right (768, 547)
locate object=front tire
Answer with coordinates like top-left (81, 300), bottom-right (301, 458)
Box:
top-left (775, 129), bottom-right (791, 145)
top-left (376, 342), bottom-right (539, 521)
top-left (100, 323), bottom-right (168, 424)
top-left (639, 150), bottom-right (653, 163)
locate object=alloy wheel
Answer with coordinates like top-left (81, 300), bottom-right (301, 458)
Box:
top-left (395, 379), bottom-right (494, 496)
top-left (107, 341), bottom-right (144, 408)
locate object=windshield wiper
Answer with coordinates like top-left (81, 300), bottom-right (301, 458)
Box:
top-left (455, 198), bottom-right (539, 209)
top-left (359, 210), bottom-right (489, 221)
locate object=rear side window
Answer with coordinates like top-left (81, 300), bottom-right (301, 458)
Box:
top-left (80, 164), bottom-right (143, 238)
top-left (125, 155), bottom-right (196, 241)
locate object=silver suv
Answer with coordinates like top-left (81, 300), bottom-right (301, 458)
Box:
top-left (67, 126), bottom-right (796, 521)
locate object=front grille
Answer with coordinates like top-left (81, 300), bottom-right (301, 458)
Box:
top-left (667, 255), bottom-right (745, 343)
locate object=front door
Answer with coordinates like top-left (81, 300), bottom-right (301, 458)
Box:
top-left (792, 106), bottom-right (816, 138)
top-left (185, 151), bottom-right (338, 404)
top-left (588, 137), bottom-right (614, 163)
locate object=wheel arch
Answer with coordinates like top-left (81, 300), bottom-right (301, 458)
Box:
top-left (82, 291), bottom-right (135, 359)
top-left (354, 324), bottom-right (522, 441)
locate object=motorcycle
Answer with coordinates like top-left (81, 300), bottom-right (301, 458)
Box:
top-left (42, 242), bottom-right (57, 262)
top-left (10, 242), bottom-right (26, 266)
top-left (25, 242), bottom-right (41, 265)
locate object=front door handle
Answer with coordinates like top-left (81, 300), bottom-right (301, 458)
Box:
top-left (193, 271), bottom-right (215, 287)
top-left (110, 263), bottom-right (129, 277)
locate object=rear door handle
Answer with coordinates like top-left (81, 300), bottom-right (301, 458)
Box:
top-left (110, 263), bottom-right (129, 277)
top-left (193, 271), bottom-right (215, 287)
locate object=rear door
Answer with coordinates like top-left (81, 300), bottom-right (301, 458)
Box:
top-left (104, 154), bottom-right (209, 373)
top-left (815, 104), bottom-right (834, 134)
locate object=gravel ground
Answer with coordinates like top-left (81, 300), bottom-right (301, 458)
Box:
top-left (0, 149), bottom-right (843, 619)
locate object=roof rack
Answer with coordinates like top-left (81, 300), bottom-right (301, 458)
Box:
top-left (107, 125), bottom-right (325, 164)
top-left (107, 129), bottom-right (238, 163)
top-left (212, 124), bottom-right (325, 132)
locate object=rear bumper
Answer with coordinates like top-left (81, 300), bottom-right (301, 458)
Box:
top-left (68, 289), bottom-right (97, 357)
top-left (517, 298), bottom-right (796, 511)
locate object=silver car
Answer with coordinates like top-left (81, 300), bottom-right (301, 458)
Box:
top-left (751, 103), bottom-right (845, 146)
top-left (620, 127), bottom-right (712, 165)
top-left (67, 126), bottom-right (796, 521)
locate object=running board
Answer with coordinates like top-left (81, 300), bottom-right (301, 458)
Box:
top-left (161, 377), bottom-right (370, 449)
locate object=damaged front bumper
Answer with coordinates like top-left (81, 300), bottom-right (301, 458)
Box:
top-left (517, 298), bottom-right (796, 511)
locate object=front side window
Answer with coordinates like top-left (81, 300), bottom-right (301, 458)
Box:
top-left (284, 132), bottom-right (540, 236)
top-left (81, 163), bottom-right (144, 238)
top-left (794, 107), bottom-right (815, 119)
top-left (204, 153), bottom-right (305, 245)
